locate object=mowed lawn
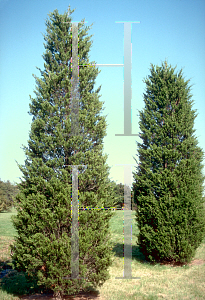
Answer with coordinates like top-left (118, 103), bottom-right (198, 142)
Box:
top-left (0, 207), bottom-right (205, 300)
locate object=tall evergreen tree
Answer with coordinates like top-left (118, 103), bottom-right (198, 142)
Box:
top-left (132, 60), bottom-right (205, 265)
top-left (10, 6), bottom-right (118, 299)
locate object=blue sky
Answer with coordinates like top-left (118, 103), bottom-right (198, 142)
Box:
top-left (0, 0), bottom-right (205, 192)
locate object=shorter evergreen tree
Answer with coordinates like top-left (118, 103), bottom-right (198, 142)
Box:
top-left (132, 60), bottom-right (205, 265)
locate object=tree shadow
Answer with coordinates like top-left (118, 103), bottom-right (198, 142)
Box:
top-left (111, 242), bottom-right (148, 264)
top-left (111, 242), bottom-right (193, 268)
top-left (0, 258), bottom-right (101, 299)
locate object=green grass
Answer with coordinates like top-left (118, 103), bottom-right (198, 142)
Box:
top-left (0, 207), bottom-right (205, 299)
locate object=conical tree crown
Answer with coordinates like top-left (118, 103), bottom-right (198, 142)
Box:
top-left (10, 7), bottom-right (118, 299)
top-left (132, 60), bottom-right (205, 264)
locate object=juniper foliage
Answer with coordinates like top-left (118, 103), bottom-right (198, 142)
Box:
top-left (10, 6), bottom-right (118, 299)
top-left (132, 60), bottom-right (205, 265)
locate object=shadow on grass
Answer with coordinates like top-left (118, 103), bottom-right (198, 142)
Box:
top-left (111, 242), bottom-right (148, 264)
top-left (111, 241), bottom-right (198, 268)
top-left (0, 258), bottom-right (52, 298)
top-left (0, 258), bottom-right (101, 299)
top-left (1, 241), bottom-right (204, 299)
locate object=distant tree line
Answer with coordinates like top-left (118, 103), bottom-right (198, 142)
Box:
top-left (109, 180), bottom-right (137, 210)
top-left (0, 179), bottom-right (19, 212)
top-left (2, 176), bottom-right (202, 213)
top-left (0, 177), bottom-right (137, 212)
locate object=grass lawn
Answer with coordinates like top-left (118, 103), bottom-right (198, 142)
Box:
top-left (0, 207), bottom-right (205, 299)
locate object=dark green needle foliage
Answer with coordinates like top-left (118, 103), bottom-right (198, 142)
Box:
top-left (10, 6), bottom-right (118, 299)
top-left (132, 60), bottom-right (205, 265)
